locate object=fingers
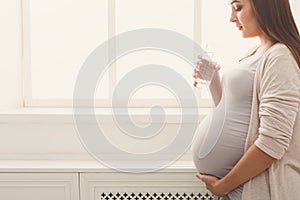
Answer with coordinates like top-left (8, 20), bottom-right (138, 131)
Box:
top-left (194, 55), bottom-right (220, 85)
top-left (192, 70), bottom-right (202, 79)
top-left (196, 57), bottom-right (221, 72)
top-left (196, 173), bottom-right (207, 182)
top-left (196, 173), bottom-right (212, 191)
top-left (196, 173), bottom-right (219, 183)
top-left (196, 173), bottom-right (212, 192)
top-left (196, 172), bottom-right (202, 180)
top-left (196, 58), bottom-right (208, 67)
top-left (198, 55), bottom-right (207, 59)
top-left (193, 80), bottom-right (198, 87)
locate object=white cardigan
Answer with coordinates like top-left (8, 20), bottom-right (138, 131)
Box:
top-left (242, 43), bottom-right (300, 199)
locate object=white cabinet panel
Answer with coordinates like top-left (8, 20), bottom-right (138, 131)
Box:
top-left (80, 172), bottom-right (213, 200)
top-left (0, 173), bottom-right (79, 200)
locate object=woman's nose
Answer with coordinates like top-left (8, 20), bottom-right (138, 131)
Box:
top-left (230, 10), bottom-right (237, 22)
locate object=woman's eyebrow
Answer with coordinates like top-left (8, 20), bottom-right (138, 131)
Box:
top-left (230, 0), bottom-right (240, 5)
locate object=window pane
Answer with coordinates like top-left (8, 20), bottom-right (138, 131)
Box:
top-left (115, 50), bottom-right (194, 101)
top-left (28, 0), bottom-right (108, 101)
top-left (290, 0), bottom-right (300, 28)
top-left (116, 0), bottom-right (194, 37)
top-left (114, 0), bottom-right (195, 104)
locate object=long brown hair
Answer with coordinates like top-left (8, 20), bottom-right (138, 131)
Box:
top-left (250, 0), bottom-right (300, 68)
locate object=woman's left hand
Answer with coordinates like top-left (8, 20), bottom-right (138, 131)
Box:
top-left (195, 173), bottom-right (228, 197)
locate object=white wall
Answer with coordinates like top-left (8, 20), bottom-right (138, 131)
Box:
top-left (0, 0), bottom-right (22, 109)
top-left (293, 0), bottom-right (300, 28)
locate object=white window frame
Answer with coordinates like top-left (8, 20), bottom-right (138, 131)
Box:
top-left (22, 0), bottom-right (210, 108)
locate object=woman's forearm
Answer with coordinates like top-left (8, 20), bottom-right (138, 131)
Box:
top-left (209, 71), bottom-right (222, 106)
top-left (219, 144), bottom-right (276, 195)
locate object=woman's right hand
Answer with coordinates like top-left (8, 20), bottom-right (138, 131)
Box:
top-left (193, 56), bottom-right (221, 82)
top-left (193, 56), bottom-right (222, 106)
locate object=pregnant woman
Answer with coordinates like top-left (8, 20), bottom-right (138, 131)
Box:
top-left (192, 45), bottom-right (261, 199)
top-left (192, 0), bottom-right (300, 199)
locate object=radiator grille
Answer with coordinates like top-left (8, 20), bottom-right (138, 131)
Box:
top-left (101, 192), bottom-right (214, 200)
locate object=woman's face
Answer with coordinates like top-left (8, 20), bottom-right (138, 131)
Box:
top-left (230, 0), bottom-right (262, 38)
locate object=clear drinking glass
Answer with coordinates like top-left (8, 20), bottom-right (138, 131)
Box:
top-left (193, 52), bottom-right (216, 89)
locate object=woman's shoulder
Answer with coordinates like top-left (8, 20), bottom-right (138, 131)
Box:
top-left (260, 43), bottom-right (299, 76)
top-left (261, 43), bottom-right (297, 66)
top-left (264, 43), bottom-right (292, 58)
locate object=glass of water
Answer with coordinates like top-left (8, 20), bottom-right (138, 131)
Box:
top-left (193, 52), bottom-right (217, 88)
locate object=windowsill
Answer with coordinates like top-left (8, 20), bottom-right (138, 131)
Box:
top-left (0, 107), bottom-right (208, 172)
top-left (0, 159), bottom-right (197, 173)
top-left (0, 107), bottom-right (211, 124)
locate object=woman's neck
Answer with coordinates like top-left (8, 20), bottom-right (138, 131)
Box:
top-left (258, 36), bottom-right (275, 55)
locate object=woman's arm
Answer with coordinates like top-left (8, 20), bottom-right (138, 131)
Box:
top-left (209, 70), bottom-right (222, 106)
top-left (194, 57), bottom-right (222, 106)
top-left (196, 144), bottom-right (275, 197)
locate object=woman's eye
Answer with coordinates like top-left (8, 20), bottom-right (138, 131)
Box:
top-left (234, 6), bottom-right (242, 11)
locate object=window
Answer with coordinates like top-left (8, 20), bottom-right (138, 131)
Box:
top-left (23, 0), bottom-right (260, 108)
top-left (23, 0), bottom-right (109, 107)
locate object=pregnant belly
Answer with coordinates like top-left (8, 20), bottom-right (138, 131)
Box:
top-left (192, 112), bottom-right (246, 178)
